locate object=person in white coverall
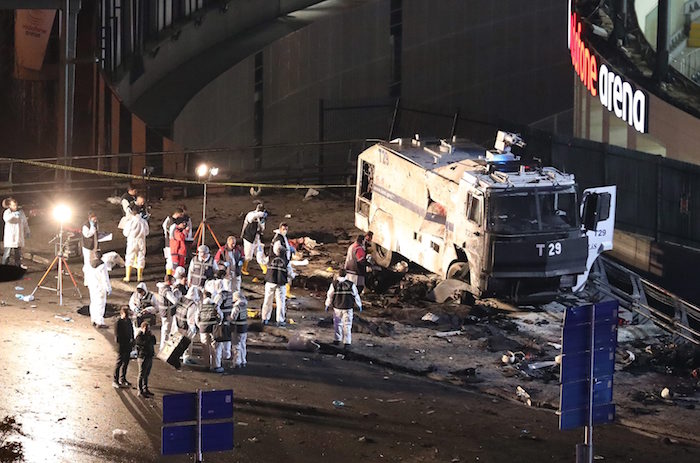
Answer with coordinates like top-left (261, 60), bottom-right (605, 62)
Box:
top-left (162, 207), bottom-right (183, 276)
top-left (156, 274), bottom-right (182, 350)
top-left (240, 204), bottom-right (268, 275)
top-left (85, 251), bottom-right (123, 328)
top-left (197, 294), bottom-right (222, 371)
top-left (176, 286), bottom-right (201, 365)
top-left (324, 268), bottom-right (363, 348)
top-left (2, 198), bottom-right (30, 267)
top-left (230, 290), bottom-right (248, 367)
top-left (212, 277), bottom-right (233, 371)
top-left (261, 242), bottom-right (289, 326)
top-left (123, 209), bottom-right (149, 282)
top-left (81, 213), bottom-right (99, 271)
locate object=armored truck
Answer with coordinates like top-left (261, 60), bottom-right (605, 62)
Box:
top-left (354, 132), bottom-right (616, 301)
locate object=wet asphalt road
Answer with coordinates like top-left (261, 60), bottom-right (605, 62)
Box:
top-left (0, 295), bottom-right (699, 463)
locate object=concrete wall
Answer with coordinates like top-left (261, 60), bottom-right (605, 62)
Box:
top-left (174, 0), bottom-right (573, 151)
top-left (401, 0), bottom-right (573, 124)
top-left (116, 0), bottom-right (322, 106)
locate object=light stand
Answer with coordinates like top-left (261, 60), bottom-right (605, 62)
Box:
top-left (192, 164), bottom-right (222, 249)
top-left (31, 210), bottom-right (82, 305)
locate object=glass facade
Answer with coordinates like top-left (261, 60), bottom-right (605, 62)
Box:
top-left (574, 76), bottom-right (667, 156)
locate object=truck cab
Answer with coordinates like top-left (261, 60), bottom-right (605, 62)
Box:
top-left (355, 132), bottom-right (616, 301)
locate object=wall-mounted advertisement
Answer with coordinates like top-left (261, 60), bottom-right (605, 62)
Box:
top-left (567, 1), bottom-right (649, 134)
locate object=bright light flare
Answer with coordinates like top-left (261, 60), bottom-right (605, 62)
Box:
top-left (52, 204), bottom-right (72, 223)
top-left (210, 167), bottom-right (219, 177)
top-left (196, 164), bottom-right (209, 177)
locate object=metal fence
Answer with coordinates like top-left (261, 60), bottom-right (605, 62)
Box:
top-left (550, 134), bottom-right (700, 249)
top-left (0, 140), bottom-right (365, 198)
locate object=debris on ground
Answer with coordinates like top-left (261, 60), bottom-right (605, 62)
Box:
top-left (421, 312), bottom-right (440, 323)
top-left (0, 415), bottom-right (24, 462)
top-left (661, 388), bottom-right (672, 399)
top-left (433, 330), bottom-right (461, 338)
top-left (287, 334), bottom-right (320, 352)
top-left (54, 315), bottom-right (73, 323)
top-left (516, 386), bottom-right (532, 406)
top-left (304, 188), bottom-right (320, 201)
top-left (352, 317), bottom-right (395, 337)
top-left (427, 279), bottom-right (470, 303)
top-left (112, 429), bottom-right (128, 440)
top-left (332, 400), bottom-right (345, 408)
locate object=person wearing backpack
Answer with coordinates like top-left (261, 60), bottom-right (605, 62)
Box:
top-left (175, 286), bottom-right (201, 365)
top-left (197, 293), bottom-right (222, 371)
top-left (324, 269), bottom-right (363, 349)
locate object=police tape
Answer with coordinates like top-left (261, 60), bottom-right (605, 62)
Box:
top-left (5, 158), bottom-right (354, 189)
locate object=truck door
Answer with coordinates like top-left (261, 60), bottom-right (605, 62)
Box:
top-left (462, 190), bottom-right (485, 288)
top-left (574, 186), bottom-right (617, 291)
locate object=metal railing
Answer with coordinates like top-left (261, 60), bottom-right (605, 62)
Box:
top-left (590, 256), bottom-right (700, 345)
top-left (671, 47), bottom-right (700, 84)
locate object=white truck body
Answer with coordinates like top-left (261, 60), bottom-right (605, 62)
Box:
top-left (354, 134), bottom-right (616, 300)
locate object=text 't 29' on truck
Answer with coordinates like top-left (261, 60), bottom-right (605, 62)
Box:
top-left (354, 131), bottom-right (616, 302)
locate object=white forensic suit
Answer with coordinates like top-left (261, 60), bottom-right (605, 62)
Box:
top-left (81, 220), bottom-right (98, 271)
top-left (2, 207), bottom-right (29, 266)
top-left (84, 251), bottom-right (123, 326)
top-left (196, 296), bottom-right (223, 370)
top-left (162, 216), bottom-right (174, 274)
top-left (241, 210), bottom-right (267, 267)
top-left (123, 212), bottom-right (150, 270)
top-left (176, 287), bottom-right (201, 364)
top-left (324, 275), bottom-right (363, 346)
top-left (129, 282), bottom-right (158, 331)
top-left (230, 291), bottom-right (248, 367)
top-left (212, 279), bottom-right (233, 369)
top-left (156, 280), bottom-right (182, 350)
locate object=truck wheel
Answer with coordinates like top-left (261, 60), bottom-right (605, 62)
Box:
top-left (371, 242), bottom-right (393, 268)
top-left (447, 261), bottom-right (476, 305)
top-left (447, 261), bottom-right (470, 282)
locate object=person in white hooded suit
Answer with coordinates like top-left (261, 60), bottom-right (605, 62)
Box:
top-left (122, 208), bottom-right (149, 282)
top-left (85, 251), bottom-right (124, 328)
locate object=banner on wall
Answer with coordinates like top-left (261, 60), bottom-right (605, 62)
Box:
top-left (14, 9), bottom-right (56, 79)
top-left (567, 1), bottom-right (649, 134)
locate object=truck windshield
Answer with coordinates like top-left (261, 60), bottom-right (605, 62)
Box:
top-left (488, 190), bottom-right (578, 233)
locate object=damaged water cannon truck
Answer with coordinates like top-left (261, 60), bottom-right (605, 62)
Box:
top-left (354, 131), bottom-right (616, 302)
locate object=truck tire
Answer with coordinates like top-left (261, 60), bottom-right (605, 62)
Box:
top-left (370, 242), bottom-right (393, 268)
top-left (446, 261), bottom-right (470, 281)
top-left (447, 261), bottom-right (476, 304)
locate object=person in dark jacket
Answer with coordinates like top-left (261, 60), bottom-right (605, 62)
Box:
top-left (261, 239), bottom-right (289, 327)
top-left (113, 306), bottom-right (134, 388)
top-left (135, 321), bottom-right (157, 397)
top-left (324, 269), bottom-right (363, 349)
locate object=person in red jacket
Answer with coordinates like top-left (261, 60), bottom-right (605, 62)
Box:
top-left (170, 219), bottom-right (188, 270)
top-left (344, 235), bottom-right (369, 293)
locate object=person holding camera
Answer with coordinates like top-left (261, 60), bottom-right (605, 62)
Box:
top-left (240, 204), bottom-right (268, 275)
top-left (2, 198), bottom-right (30, 268)
top-left (81, 212), bottom-right (100, 270)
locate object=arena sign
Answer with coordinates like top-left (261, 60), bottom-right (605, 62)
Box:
top-left (567, 5), bottom-right (649, 133)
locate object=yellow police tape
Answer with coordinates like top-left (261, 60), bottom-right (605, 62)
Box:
top-left (6, 158), bottom-right (354, 189)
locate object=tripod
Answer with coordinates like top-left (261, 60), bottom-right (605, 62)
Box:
top-left (192, 182), bottom-right (222, 250)
top-left (30, 224), bottom-right (82, 306)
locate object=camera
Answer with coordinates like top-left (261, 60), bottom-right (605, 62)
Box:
top-left (142, 166), bottom-right (155, 176)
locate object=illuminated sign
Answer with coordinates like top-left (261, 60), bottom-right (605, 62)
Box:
top-left (567, 3), bottom-right (648, 133)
